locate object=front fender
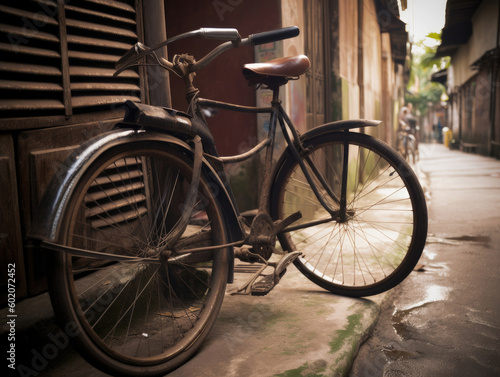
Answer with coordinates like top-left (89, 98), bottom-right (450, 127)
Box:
top-left (302, 119), bottom-right (381, 139)
top-left (270, 119), bottom-right (382, 209)
top-left (29, 129), bottom-right (242, 245)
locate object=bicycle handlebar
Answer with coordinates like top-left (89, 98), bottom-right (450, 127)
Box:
top-left (115, 42), bottom-right (149, 72)
top-left (248, 26), bottom-right (299, 46)
top-left (114, 26), bottom-right (300, 77)
top-left (199, 27), bottom-right (241, 41)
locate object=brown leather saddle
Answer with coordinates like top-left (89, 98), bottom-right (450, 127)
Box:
top-left (242, 55), bottom-right (310, 89)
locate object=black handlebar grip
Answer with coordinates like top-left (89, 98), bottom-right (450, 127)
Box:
top-left (249, 26), bottom-right (299, 46)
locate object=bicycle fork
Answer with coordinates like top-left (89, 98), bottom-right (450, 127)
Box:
top-left (275, 98), bottom-right (349, 224)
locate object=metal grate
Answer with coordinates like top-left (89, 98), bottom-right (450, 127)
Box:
top-left (0, 0), bottom-right (141, 120)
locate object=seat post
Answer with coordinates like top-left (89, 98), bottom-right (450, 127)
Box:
top-left (257, 86), bottom-right (281, 213)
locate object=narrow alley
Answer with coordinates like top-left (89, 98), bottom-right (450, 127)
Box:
top-left (350, 143), bottom-right (500, 376)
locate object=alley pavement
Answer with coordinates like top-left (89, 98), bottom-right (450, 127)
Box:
top-left (3, 142), bottom-right (499, 377)
top-left (349, 143), bottom-right (500, 376)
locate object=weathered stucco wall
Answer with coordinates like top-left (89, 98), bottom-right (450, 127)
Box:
top-left (449, 0), bottom-right (499, 87)
top-left (281, 0), bottom-right (307, 133)
top-left (339, 0), bottom-right (360, 120)
top-left (361, 0), bottom-right (383, 127)
top-left (445, 0), bottom-right (499, 156)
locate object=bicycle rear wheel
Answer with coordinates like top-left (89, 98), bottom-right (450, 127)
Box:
top-left (48, 139), bottom-right (229, 376)
top-left (271, 131), bottom-right (427, 297)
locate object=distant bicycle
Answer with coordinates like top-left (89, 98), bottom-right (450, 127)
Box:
top-left (31, 26), bottom-right (428, 376)
top-left (397, 118), bottom-right (419, 164)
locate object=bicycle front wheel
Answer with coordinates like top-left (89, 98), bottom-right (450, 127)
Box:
top-left (271, 131), bottom-right (427, 297)
top-left (48, 138), bottom-right (230, 376)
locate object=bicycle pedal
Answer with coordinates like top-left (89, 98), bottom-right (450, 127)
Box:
top-left (250, 274), bottom-right (275, 296)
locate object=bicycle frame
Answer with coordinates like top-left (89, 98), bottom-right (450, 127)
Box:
top-left (116, 26), bottom-right (380, 241)
top-left (188, 80), bottom-right (381, 295)
top-left (196, 88), bottom-right (348, 233)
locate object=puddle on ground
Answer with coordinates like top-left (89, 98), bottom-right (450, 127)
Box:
top-left (446, 235), bottom-right (491, 243)
top-left (391, 285), bottom-right (452, 339)
top-left (424, 249), bottom-right (437, 260)
top-left (415, 261), bottom-right (449, 276)
top-left (391, 314), bottom-right (414, 339)
top-left (466, 309), bottom-right (500, 331)
top-left (426, 234), bottom-right (491, 246)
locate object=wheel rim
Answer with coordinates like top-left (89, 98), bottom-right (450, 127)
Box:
top-left (56, 144), bottom-right (227, 366)
top-left (277, 137), bottom-right (419, 290)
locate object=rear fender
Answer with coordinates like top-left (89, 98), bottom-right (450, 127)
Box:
top-left (29, 129), bottom-right (242, 280)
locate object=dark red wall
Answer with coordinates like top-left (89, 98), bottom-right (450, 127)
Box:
top-left (165, 0), bottom-right (281, 156)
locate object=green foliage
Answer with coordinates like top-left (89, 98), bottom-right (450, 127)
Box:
top-left (406, 32), bottom-right (450, 115)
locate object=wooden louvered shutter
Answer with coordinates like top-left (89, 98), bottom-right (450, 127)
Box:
top-left (64, 0), bottom-right (142, 113)
top-left (0, 2), bottom-right (65, 118)
top-left (0, 0), bottom-right (143, 128)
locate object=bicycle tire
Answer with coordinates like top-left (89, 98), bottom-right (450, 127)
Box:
top-left (48, 138), bottom-right (230, 376)
top-left (270, 131), bottom-right (427, 297)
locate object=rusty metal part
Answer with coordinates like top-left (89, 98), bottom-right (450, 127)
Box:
top-left (248, 212), bottom-right (276, 261)
top-left (234, 247), bottom-right (264, 263)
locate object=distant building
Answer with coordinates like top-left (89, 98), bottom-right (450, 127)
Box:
top-left (435, 0), bottom-right (500, 157)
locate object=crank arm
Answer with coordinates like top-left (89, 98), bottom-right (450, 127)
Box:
top-left (273, 211), bottom-right (302, 235)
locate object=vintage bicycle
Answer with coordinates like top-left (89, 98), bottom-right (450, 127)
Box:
top-left (397, 120), bottom-right (419, 164)
top-left (30, 26), bottom-right (427, 376)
